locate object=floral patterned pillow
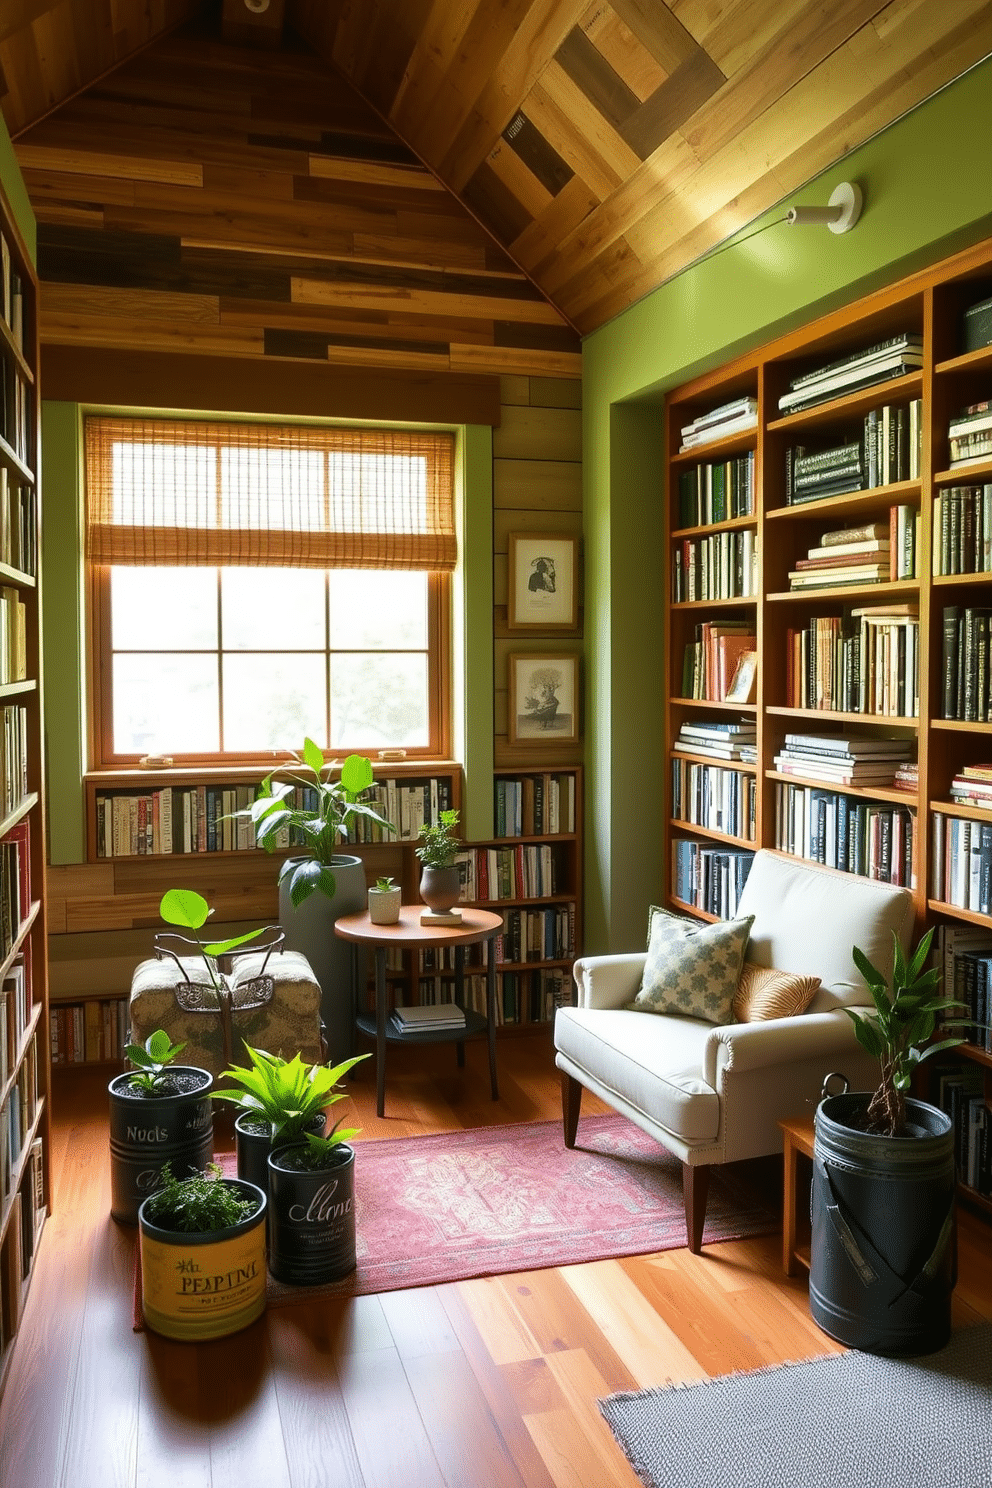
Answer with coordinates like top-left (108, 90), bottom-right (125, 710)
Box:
top-left (632, 907), bottom-right (754, 1024)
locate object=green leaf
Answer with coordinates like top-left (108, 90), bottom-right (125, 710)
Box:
top-left (160, 888), bottom-right (211, 932)
top-left (147, 1029), bottom-right (185, 1062)
top-left (203, 928), bottom-right (266, 957)
top-left (302, 737), bottom-right (326, 776)
top-left (905, 927), bottom-right (935, 984)
top-left (340, 753), bottom-right (375, 796)
top-left (847, 1011), bottom-right (883, 1058)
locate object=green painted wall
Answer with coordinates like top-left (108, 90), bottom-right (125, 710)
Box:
top-left (582, 56), bottom-right (992, 954)
top-left (0, 115), bottom-right (35, 262)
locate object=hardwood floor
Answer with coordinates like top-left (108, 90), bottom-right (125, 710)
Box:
top-left (2, 1034), bottom-right (990, 1488)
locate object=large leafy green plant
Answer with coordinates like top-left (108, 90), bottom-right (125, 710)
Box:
top-left (240, 741), bottom-right (394, 907)
top-left (212, 1046), bottom-right (368, 1146)
top-left (848, 929), bottom-right (967, 1137)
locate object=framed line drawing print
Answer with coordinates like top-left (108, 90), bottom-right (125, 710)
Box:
top-left (508, 653), bottom-right (579, 745)
top-left (507, 532), bottom-right (578, 631)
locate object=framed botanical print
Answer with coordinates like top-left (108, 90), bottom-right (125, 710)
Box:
top-left (508, 653), bottom-right (579, 745)
top-left (507, 532), bottom-right (578, 631)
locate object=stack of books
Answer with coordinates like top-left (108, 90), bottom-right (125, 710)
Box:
top-left (679, 397), bottom-right (758, 451)
top-left (773, 733), bottom-right (913, 788)
top-left (788, 524), bottom-right (890, 590)
top-left (778, 333), bottom-right (923, 415)
top-left (785, 438), bottom-right (866, 504)
top-left (391, 1002), bottom-right (467, 1034)
top-left (949, 765), bottom-right (992, 809)
top-left (948, 401), bottom-right (992, 467)
top-left (892, 761), bottom-right (919, 793)
top-left (673, 720), bottom-right (757, 763)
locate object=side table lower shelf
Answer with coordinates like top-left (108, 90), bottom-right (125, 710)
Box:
top-left (779, 1114), bottom-right (816, 1277)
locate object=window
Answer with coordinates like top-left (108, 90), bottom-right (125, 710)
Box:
top-left (86, 417), bottom-right (454, 765)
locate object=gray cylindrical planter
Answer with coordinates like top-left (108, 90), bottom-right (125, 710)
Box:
top-left (108, 1067), bottom-right (214, 1225)
top-left (279, 853), bottom-right (366, 1061)
top-left (234, 1109), bottom-right (327, 1193)
top-left (419, 866), bottom-right (461, 915)
top-left (267, 1141), bottom-right (357, 1285)
top-left (810, 1093), bottom-right (956, 1356)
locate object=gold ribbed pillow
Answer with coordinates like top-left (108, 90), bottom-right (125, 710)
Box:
top-left (732, 962), bottom-right (820, 1022)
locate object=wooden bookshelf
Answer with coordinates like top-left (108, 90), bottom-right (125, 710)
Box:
top-left (0, 178), bottom-right (48, 1399)
top-left (663, 234), bottom-right (992, 1212)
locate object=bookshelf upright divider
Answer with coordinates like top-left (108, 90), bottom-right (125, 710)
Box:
top-left (663, 235), bottom-right (992, 1220)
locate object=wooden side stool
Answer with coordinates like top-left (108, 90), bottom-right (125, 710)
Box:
top-left (779, 1114), bottom-right (816, 1277)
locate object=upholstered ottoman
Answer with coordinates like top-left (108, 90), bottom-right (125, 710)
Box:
top-left (128, 939), bottom-right (324, 1076)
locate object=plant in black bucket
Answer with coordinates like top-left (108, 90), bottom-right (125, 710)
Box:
top-left (265, 1058), bottom-right (368, 1285)
top-left (810, 928), bottom-right (969, 1355)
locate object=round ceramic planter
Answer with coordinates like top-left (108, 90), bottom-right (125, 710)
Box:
top-left (108, 1066), bottom-right (214, 1225)
top-left (278, 853), bottom-right (366, 1060)
top-left (810, 1092), bottom-right (956, 1355)
top-left (138, 1178), bottom-right (267, 1341)
top-left (267, 1141), bottom-right (357, 1285)
top-left (419, 866), bottom-right (461, 915)
top-left (234, 1109), bottom-right (327, 1194)
top-left (367, 887), bottom-right (402, 925)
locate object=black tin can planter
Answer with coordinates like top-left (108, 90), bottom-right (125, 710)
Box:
top-left (108, 1067), bottom-right (214, 1225)
top-left (267, 1141), bottom-right (357, 1285)
top-left (234, 1110), bottom-right (327, 1193)
top-left (138, 1179), bottom-right (267, 1341)
top-left (810, 1091), bottom-right (956, 1355)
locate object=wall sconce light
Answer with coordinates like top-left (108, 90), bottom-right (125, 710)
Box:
top-left (787, 182), bottom-right (863, 234)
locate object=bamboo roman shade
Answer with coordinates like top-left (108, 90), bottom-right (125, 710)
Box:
top-left (85, 417), bottom-right (457, 571)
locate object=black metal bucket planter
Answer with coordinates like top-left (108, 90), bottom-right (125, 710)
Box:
top-left (234, 1110), bottom-right (326, 1193)
top-left (108, 1067), bottom-right (214, 1225)
top-left (810, 1090), bottom-right (956, 1355)
top-left (267, 1141), bottom-right (357, 1285)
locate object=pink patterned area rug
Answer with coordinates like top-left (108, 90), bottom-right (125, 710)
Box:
top-left (134, 1115), bottom-right (777, 1320)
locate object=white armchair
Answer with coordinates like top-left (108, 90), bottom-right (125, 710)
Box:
top-left (553, 850), bottom-right (915, 1252)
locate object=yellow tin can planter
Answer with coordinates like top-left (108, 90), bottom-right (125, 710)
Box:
top-left (138, 1177), bottom-right (267, 1342)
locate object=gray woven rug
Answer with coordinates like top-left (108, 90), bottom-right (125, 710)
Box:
top-left (600, 1323), bottom-right (992, 1488)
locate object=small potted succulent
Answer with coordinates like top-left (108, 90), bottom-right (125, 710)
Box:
top-left (415, 808), bottom-right (462, 920)
top-left (810, 929), bottom-right (969, 1355)
top-left (212, 1045), bottom-right (368, 1196)
top-left (367, 874), bottom-right (402, 925)
top-left (138, 1161), bottom-right (267, 1340)
top-left (266, 1059), bottom-right (367, 1285)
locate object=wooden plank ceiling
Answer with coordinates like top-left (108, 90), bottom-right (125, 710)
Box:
top-left (2, 1), bottom-right (992, 366)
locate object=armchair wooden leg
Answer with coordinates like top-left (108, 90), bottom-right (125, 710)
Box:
top-left (561, 1072), bottom-right (582, 1148)
top-left (683, 1163), bottom-right (711, 1254)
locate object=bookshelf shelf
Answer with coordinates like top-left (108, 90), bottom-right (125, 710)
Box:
top-left (671, 515), bottom-right (757, 540)
top-left (673, 750), bottom-right (758, 774)
top-left (664, 235), bottom-right (992, 1212)
top-left (670, 431), bottom-right (757, 465)
top-left (672, 596), bottom-right (757, 612)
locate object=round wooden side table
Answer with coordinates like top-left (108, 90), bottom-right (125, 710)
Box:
top-left (334, 905), bottom-right (504, 1116)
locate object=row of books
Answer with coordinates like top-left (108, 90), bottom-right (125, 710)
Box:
top-left (1, 1035), bottom-right (37, 1210)
top-left (672, 719), bottom-right (756, 764)
top-left (679, 398), bottom-right (757, 452)
top-left (677, 451), bottom-right (756, 527)
top-left (0, 232), bottom-right (24, 352)
top-left (772, 732), bottom-right (913, 789)
top-left (94, 776), bottom-right (455, 857)
top-left (0, 705), bottom-right (28, 819)
top-left (671, 841), bottom-right (754, 918)
top-left (786, 509), bottom-right (917, 591)
top-left (778, 334), bottom-right (923, 415)
top-left (670, 756), bottom-right (757, 842)
top-left (932, 1064), bottom-right (990, 1195)
top-left (0, 822), bottom-right (30, 964)
top-left (681, 621), bottom-right (756, 703)
top-left (672, 528), bottom-right (759, 602)
top-left (775, 784), bottom-right (915, 886)
top-left (937, 924), bottom-right (992, 1051)
top-left (940, 606), bottom-right (991, 722)
top-left (0, 585), bottom-right (26, 685)
top-left (418, 907), bottom-right (575, 966)
top-left (454, 844), bottom-right (565, 903)
top-left (931, 814), bottom-right (992, 916)
top-left (494, 773), bottom-right (576, 837)
top-left (784, 401), bottom-right (922, 504)
top-left (0, 470), bottom-right (35, 577)
top-left (0, 1135), bottom-right (44, 1354)
top-left (0, 952), bottom-right (29, 1086)
top-left (785, 608), bottom-right (920, 718)
top-left (0, 357), bottom-right (29, 466)
top-left (932, 485), bottom-right (992, 575)
top-left (50, 998), bottom-right (128, 1066)
top-left (948, 400), bottom-right (992, 468)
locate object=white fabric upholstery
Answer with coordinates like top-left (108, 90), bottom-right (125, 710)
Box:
top-left (554, 851), bottom-right (914, 1175)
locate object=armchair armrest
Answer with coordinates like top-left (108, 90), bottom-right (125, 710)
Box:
top-left (572, 954), bottom-right (646, 1010)
top-left (702, 1008), bottom-right (868, 1086)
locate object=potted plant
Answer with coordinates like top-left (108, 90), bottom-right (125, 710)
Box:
top-left (236, 741), bottom-right (395, 1055)
top-left (367, 874), bottom-right (402, 925)
top-left (415, 808), bottom-right (462, 920)
top-left (266, 1060), bottom-right (366, 1285)
top-left (138, 1162), bottom-right (267, 1340)
top-left (212, 1045), bottom-right (368, 1196)
top-left (810, 928), bottom-right (968, 1355)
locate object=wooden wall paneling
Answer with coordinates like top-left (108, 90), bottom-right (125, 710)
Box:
top-left (492, 402), bottom-right (582, 460)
